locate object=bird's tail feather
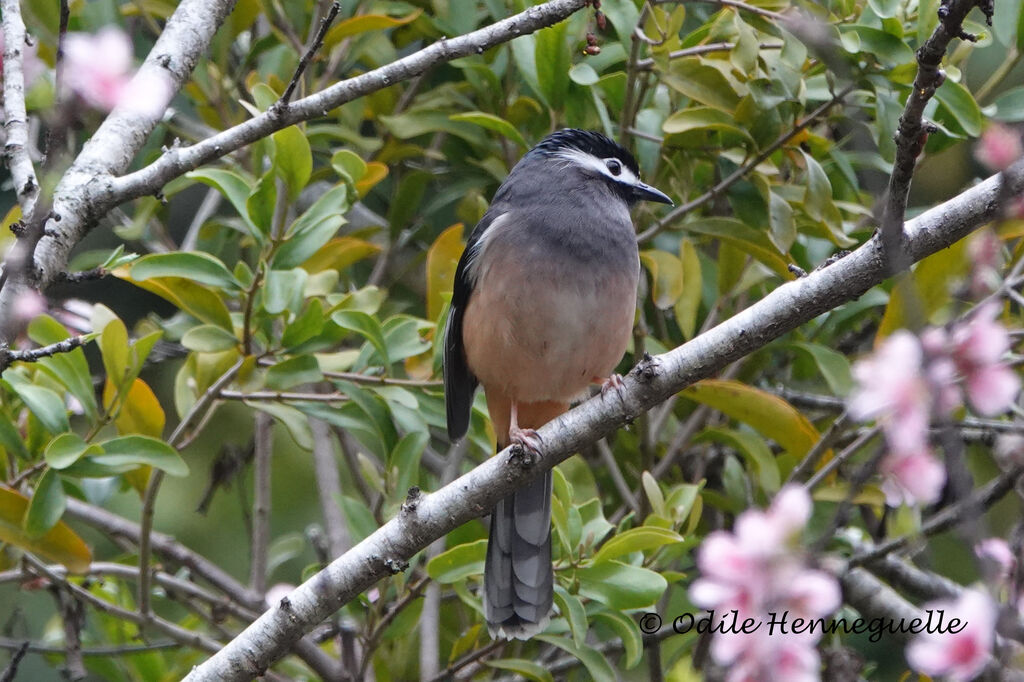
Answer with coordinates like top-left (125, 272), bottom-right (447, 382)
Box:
top-left (483, 469), bottom-right (553, 640)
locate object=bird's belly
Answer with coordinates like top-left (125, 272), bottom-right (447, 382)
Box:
top-left (462, 266), bottom-right (637, 403)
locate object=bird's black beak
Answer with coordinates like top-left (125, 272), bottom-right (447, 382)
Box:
top-left (632, 182), bottom-right (674, 206)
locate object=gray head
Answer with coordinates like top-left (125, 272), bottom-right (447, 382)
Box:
top-left (514, 129), bottom-right (673, 207)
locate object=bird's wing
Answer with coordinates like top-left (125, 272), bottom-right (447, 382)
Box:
top-left (443, 209), bottom-right (505, 440)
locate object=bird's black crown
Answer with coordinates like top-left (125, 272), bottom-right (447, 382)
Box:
top-left (530, 129), bottom-right (640, 177)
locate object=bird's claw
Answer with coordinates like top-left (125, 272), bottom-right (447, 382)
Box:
top-left (598, 373), bottom-right (627, 404)
top-left (509, 426), bottom-right (543, 459)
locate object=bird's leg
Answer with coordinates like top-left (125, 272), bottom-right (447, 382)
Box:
top-left (508, 401), bottom-right (543, 456)
top-left (593, 374), bottom-right (627, 403)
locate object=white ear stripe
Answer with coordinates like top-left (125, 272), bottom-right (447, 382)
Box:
top-left (552, 147), bottom-right (640, 186)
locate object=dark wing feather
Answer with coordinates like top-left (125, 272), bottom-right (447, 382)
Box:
top-left (443, 210), bottom-right (502, 440)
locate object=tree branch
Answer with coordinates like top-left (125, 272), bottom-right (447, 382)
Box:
top-left (182, 157), bottom-right (1024, 682)
top-left (878, 0), bottom-right (985, 272)
top-left (1, 0), bottom-right (40, 216)
top-left (0, 336), bottom-right (85, 372)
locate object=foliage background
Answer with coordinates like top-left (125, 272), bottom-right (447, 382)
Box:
top-left (1, 0), bottom-right (1023, 679)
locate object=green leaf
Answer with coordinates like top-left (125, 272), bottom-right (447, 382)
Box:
top-left (535, 22), bottom-right (570, 109)
top-left (426, 539), bottom-right (486, 583)
top-left (593, 526), bottom-right (684, 564)
top-left (591, 609), bottom-right (643, 669)
top-left (868, 0), bottom-right (901, 17)
top-left (662, 106), bottom-right (753, 143)
top-left (576, 561), bottom-right (668, 610)
top-left (674, 238), bottom-right (702, 340)
top-left (131, 252), bottom-right (241, 291)
top-left (248, 402), bottom-right (313, 450)
top-left (331, 310), bottom-right (390, 367)
top-left (186, 168), bottom-right (257, 235)
top-left (790, 342), bottom-right (854, 396)
top-left (534, 635), bottom-right (616, 682)
top-left (247, 170), bottom-right (277, 238)
top-left (389, 431), bottom-right (427, 497)
top-left (273, 126), bottom-right (312, 201)
top-left (486, 659), bottom-right (554, 682)
top-left (281, 299), bottom-right (327, 349)
top-left (95, 436), bottom-right (189, 477)
top-left (640, 249), bottom-right (685, 309)
top-left (553, 586), bottom-right (588, 648)
top-left (0, 487), bottom-right (91, 573)
top-left (992, 86), bottom-right (1024, 123)
top-left (768, 192), bottom-right (796, 253)
top-left (568, 63), bottom-right (599, 86)
top-left (0, 415), bottom-right (29, 460)
top-left (23, 467), bottom-right (66, 538)
top-left (263, 268), bottom-right (309, 315)
top-left (339, 494), bottom-right (377, 543)
top-left (100, 317), bottom-right (130, 387)
top-left (4, 376), bottom-right (69, 435)
top-left (800, 150), bottom-right (833, 223)
top-left (181, 324), bottom-right (239, 352)
top-left (45, 433), bottom-right (100, 469)
top-left (642, 471), bottom-right (666, 517)
top-left (331, 150), bottom-right (367, 187)
top-left (662, 60), bottom-right (741, 112)
top-left (696, 428), bottom-right (781, 494)
top-left (120, 275), bottom-right (234, 331)
top-left (265, 355), bottom-right (323, 390)
top-left (27, 315), bottom-right (97, 419)
top-left (684, 217), bottom-right (791, 279)
top-left (839, 25), bottom-right (914, 66)
top-left (935, 79), bottom-right (983, 137)
top-left (449, 112), bottom-right (529, 149)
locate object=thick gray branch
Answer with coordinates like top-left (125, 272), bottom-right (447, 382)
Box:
top-left (16, 0), bottom-right (238, 293)
top-left (183, 160), bottom-right (1024, 681)
top-left (1, 0), bottom-right (39, 216)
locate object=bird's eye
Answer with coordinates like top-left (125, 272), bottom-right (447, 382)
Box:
top-left (605, 159), bottom-right (622, 176)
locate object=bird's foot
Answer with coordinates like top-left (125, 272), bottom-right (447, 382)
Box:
top-left (509, 426), bottom-right (543, 459)
top-left (595, 374), bottom-right (627, 403)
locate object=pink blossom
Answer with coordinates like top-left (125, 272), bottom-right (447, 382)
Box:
top-left (974, 538), bottom-right (1015, 584)
top-left (264, 583), bottom-right (294, 607)
top-left (878, 449), bottom-right (946, 507)
top-left (995, 433), bottom-right (1024, 470)
top-left (11, 289), bottom-right (47, 324)
top-left (951, 304), bottom-right (1020, 416)
top-left (849, 331), bottom-right (933, 456)
top-left (690, 486), bottom-right (838, 680)
top-left (906, 589), bottom-right (996, 681)
top-left (975, 123), bottom-right (1023, 172)
top-left (967, 230), bottom-right (1003, 297)
top-left (63, 27), bottom-right (134, 111)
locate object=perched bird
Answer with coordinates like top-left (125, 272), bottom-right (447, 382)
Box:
top-left (443, 129), bottom-right (672, 639)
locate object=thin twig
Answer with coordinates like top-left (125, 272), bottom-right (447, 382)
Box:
top-left (22, 554), bottom-right (222, 654)
top-left (786, 412), bottom-right (851, 484)
top-left (635, 41), bottom-right (783, 70)
top-left (0, 336), bottom-right (85, 372)
top-left (0, 641), bottom-right (29, 682)
top-left (878, 0), bottom-right (983, 274)
top-left (249, 412), bottom-right (273, 595)
top-left (220, 389), bottom-right (349, 402)
top-left (597, 438), bottom-right (641, 517)
top-left (0, 637), bottom-right (179, 657)
top-left (804, 426), bottom-right (880, 490)
top-left (279, 1), bottom-right (341, 105)
top-left (309, 416), bottom-right (351, 558)
top-left (850, 466), bottom-right (1024, 567)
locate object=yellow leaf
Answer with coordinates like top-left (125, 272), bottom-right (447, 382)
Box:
top-left (323, 10), bottom-right (423, 49)
top-left (681, 379), bottom-right (820, 458)
top-left (113, 378), bottom-right (166, 438)
top-left (112, 267), bottom-right (233, 331)
top-left (426, 224), bottom-right (466, 323)
top-left (674, 238), bottom-right (702, 339)
top-left (0, 487), bottom-right (91, 573)
top-left (302, 237), bottom-right (380, 274)
top-left (123, 466), bottom-right (152, 497)
top-left (640, 249), bottom-right (685, 309)
top-left (356, 162), bottom-right (389, 197)
top-left (877, 238), bottom-right (968, 340)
